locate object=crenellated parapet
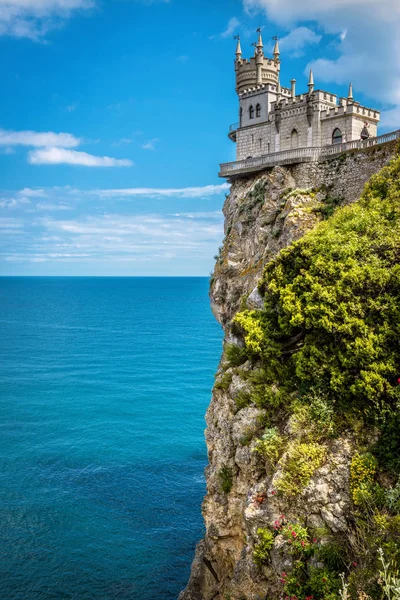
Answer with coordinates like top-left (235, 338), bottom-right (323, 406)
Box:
top-left (235, 32), bottom-right (280, 94)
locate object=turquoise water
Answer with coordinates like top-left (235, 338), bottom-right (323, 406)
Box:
top-left (0, 277), bottom-right (222, 600)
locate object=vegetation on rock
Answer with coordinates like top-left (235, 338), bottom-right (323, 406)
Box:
top-left (231, 151), bottom-right (400, 597)
top-left (218, 465), bottom-right (233, 494)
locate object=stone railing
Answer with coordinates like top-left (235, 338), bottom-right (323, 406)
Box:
top-left (219, 129), bottom-right (400, 178)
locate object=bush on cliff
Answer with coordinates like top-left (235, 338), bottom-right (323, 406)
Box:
top-left (234, 152), bottom-right (400, 424)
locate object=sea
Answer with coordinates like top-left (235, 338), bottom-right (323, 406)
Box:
top-left (0, 277), bottom-right (223, 600)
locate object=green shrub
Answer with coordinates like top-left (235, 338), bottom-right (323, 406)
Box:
top-left (253, 527), bottom-right (274, 566)
top-left (386, 479), bottom-right (400, 513)
top-left (239, 426), bottom-right (255, 446)
top-left (234, 389), bottom-right (251, 413)
top-left (307, 567), bottom-right (340, 599)
top-left (276, 441), bottom-right (327, 496)
top-left (214, 371), bottom-right (233, 392)
top-left (250, 383), bottom-right (287, 411)
top-left (218, 465), bottom-right (233, 494)
top-left (281, 522), bottom-right (311, 554)
top-left (316, 542), bottom-right (347, 572)
top-left (225, 344), bottom-right (248, 367)
top-left (253, 427), bottom-right (284, 465)
top-left (314, 195), bottom-right (343, 219)
top-left (350, 452), bottom-right (378, 507)
top-left (291, 393), bottom-right (337, 441)
top-left (233, 152), bottom-right (400, 424)
top-left (373, 414), bottom-right (400, 476)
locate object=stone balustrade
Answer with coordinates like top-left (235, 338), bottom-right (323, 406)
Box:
top-left (219, 130), bottom-right (400, 179)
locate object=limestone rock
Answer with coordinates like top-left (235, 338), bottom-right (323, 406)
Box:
top-left (180, 146), bottom-right (397, 600)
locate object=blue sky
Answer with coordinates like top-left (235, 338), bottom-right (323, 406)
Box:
top-left (0, 0), bottom-right (399, 276)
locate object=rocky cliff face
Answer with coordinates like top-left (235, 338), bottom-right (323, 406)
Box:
top-left (179, 142), bottom-right (398, 600)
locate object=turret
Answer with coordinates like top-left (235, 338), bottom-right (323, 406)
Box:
top-left (348, 82), bottom-right (353, 102)
top-left (291, 78), bottom-right (296, 99)
top-left (273, 37), bottom-right (280, 62)
top-left (308, 69), bottom-right (314, 94)
top-left (234, 35), bottom-right (242, 63)
top-left (255, 28), bottom-right (264, 85)
top-left (234, 32), bottom-right (280, 94)
top-left (256, 29), bottom-right (263, 51)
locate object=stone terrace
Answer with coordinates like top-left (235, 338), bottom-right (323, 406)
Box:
top-left (219, 130), bottom-right (400, 181)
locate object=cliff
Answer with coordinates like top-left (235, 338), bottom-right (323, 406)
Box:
top-left (180, 140), bottom-right (400, 600)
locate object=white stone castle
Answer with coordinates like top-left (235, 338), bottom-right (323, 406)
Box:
top-left (219, 31), bottom-right (395, 179)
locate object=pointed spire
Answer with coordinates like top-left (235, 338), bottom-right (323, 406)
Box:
top-left (234, 34), bottom-right (242, 60)
top-left (348, 82), bottom-right (353, 101)
top-left (308, 69), bottom-right (314, 93)
top-left (273, 37), bottom-right (280, 60)
top-left (235, 35), bottom-right (242, 59)
top-left (256, 28), bottom-right (263, 49)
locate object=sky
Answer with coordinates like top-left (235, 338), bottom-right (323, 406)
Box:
top-left (0, 0), bottom-right (399, 276)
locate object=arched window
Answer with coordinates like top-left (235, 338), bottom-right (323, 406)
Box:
top-left (332, 128), bottom-right (343, 144)
top-left (256, 103), bottom-right (261, 118)
top-left (291, 128), bottom-right (299, 149)
top-left (249, 105), bottom-right (254, 119)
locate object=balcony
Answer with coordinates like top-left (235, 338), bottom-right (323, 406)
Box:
top-left (219, 129), bottom-right (400, 180)
top-left (228, 122), bottom-right (239, 142)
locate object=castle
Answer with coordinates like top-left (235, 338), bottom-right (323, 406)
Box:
top-left (219, 31), bottom-right (384, 179)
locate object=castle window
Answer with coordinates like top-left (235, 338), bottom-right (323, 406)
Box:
top-left (291, 129), bottom-right (299, 150)
top-left (249, 105), bottom-right (254, 119)
top-left (332, 128), bottom-right (343, 144)
top-left (259, 138), bottom-right (262, 149)
top-left (256, 103), bottom-right (261, 118)
top-left (239, 107), bottom-right (243, 125)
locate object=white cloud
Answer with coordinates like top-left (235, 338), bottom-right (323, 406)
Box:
top-left (0, 216), bottom-right (24, 228)
top-left (19, 187), bottom-right (47, 197)
top-left (36, 202), bottom-right (71, 211)
top-left (28, 147), bottom-right (133, 167)
top-left (0, 0), bottom-right (95, 40)
top-left (243, 0), bottom-right (400, 120)
top-left (0, 129), bottom-right (80, 147)
top-left (0, 196), bottom-right (30, 208)
top-left (90, 183), bottom-right (230, 198)
top-left (220, 16), bottom-right (240, 38)
top-left (380, 106), bottom-right (400, 129)
top-left (112, 137), bottom-right (133, 147)
top-left (279, 27), bottom-right (322, 57)
top-left (34, 213), bottom-right (224, 261)
top-left (141, 138), bottom-right (159, 151)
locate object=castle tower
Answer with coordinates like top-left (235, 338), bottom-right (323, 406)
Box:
top-left (234, 31), bottom-right (280, 94)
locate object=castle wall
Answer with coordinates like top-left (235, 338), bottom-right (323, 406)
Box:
top-left (277, 107), bottom-right (310, 151)
top-left (234, 94), bottom-right (380, 161)
top-left (236, 123), bottom-right (273, 160)
top-left (240, 92), bottom-right (270, 128)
